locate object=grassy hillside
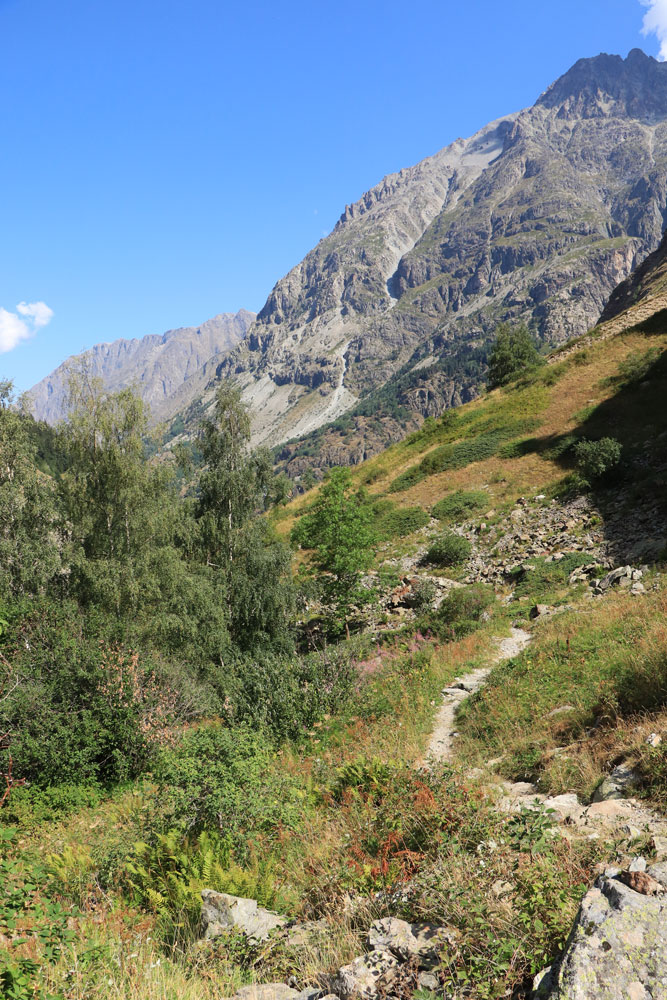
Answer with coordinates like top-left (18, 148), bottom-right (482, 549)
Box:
top-left (4, 284), bottom-right (667, 999)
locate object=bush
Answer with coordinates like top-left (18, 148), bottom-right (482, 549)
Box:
top-left (223, 646), bottom-right (357, 740)
top-left (425, 532), bottom-right (472, 567)
top-left (432, 491), bottom-right (488, 522)
top-left (429, 584), bottom-right (495, 639)
top-left (375, 505), bottom-right (430, 540)
top-left (153, 724), bottom-right (302, 850)
top-left (0, 600), bottom-right (150, 787)
top-left (573, 437), bottom-right (622, 482)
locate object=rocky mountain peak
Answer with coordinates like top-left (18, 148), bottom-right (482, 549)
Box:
top-left (537, 48), bottom-right (667, 118)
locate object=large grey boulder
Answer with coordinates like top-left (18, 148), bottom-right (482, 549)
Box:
top-left (201, 890), bottom-right (287, 942)
top-left (334, 949), bottom-right (399, 999)
top-left (367, 917), bottom-right (455, 968)
top-left (540, 865), bottom-right (667, 998)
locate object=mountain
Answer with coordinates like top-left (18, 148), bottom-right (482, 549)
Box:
top-left (27, 309), bottom-right (255, 425)
top-left (175, 49), bottom-right (667, 471)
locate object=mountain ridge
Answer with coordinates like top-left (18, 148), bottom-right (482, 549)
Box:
top-left (172, 49), bottom-right (667, 468)
top-left (28, 309), bottom-right (255, 425)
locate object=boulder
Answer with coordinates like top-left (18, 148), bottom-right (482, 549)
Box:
top-left (592, 764), bottom-right (640, 802)
top-left (367, 917), bottom-right (455, 968)
top-left (201, 890), bottom-right (287, 942)
top-left (539, 865), bottom-right (667, 998)
top-left (334, 949), bottom-right (399, 999)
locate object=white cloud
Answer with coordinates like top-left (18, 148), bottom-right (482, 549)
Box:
top-left (641, 0), bottom-right (667, 61)
top-left (0, 301), bottom-right (54, 353)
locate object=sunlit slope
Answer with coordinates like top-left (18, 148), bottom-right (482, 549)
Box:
top-left (276, 272), bottom-right (667, 547)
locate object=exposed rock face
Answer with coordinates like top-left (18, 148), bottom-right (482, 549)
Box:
top-left (183, 49), bottom-right (667, 464)
top-left (27, 309), bottom-right (254, 426)
top-left (540, 864), bottom-right (667, 999)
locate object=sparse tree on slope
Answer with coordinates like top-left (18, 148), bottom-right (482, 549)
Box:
top-left (487, 322), bottom-right (541, 390)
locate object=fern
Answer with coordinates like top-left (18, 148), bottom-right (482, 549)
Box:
top-left (124, 829), bottom-right (282, 942)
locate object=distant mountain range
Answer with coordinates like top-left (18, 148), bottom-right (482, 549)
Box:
top-left (27, 309), bottom-right (255, 425)
top-left (31, 50), bottom-right (667, 472)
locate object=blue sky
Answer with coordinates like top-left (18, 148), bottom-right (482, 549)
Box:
top-left (1, 0), bottom-right (664, 392)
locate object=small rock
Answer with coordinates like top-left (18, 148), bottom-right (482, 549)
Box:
top-left (416, 972), bottom-right (439, 992)
top-left (651, 835), bottom-right (667, 859)
top-left (616, 870), bottom-right (664, 895)
top-left (646, 733), bottom-right (662, 747)
top-left (367, 917), bottom-right (454, 968)
top-left (532, 965), bottom-right (554, 997)
top-left (530, 603), bottom-right (550, 619)
top-left (628, 856), bottom-right (648, 872)
top-left (334, 949), bottom-right (399, 1000)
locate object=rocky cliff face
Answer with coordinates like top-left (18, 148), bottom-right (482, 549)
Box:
top-left (183, 49), bottom-right (667, 465)
top-left (28, 309), bottom-right (255, 425)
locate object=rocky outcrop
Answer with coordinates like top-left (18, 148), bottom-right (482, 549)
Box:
top-left (27, 309), bottom-right (254, 426)
top-left (538, 863), bottom-right (667, 999)
top-left (180, 49), bottom-right (667, 464)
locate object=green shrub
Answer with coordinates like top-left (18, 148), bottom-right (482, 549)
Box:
top-left (410, 578), bottom-right (438, 611)
top-left (375, 505), bottom-right (430, 540)
top-left (425, 532), bottom-right (472, 567)
top-left (428, 584), bottom-right (495, 639)
top-left (224, 646), bottom-right (357, 740)
top-left (0, 784), bottom-right (101, 826)
top-left (330, 756), bottom-right (397, 803)
top-left (388, 467), bottom-right (426, 493)
top-left (432, 491), bottom-right (488, 522)
top-left (0, 600), bottom-right (150, 787)
top-left (573, 437), bottom-right (622, 481)
top-left (153, 724), bottom-right (302, 850)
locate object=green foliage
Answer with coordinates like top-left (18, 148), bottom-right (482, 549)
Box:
top-left (389, 417), bottom-right (540, 492)
top-left (573, 436), bottom-right (622, 482)
top-left (508, 553), bottom-right (593, 607)
top-left (432, 490), bottom-right (488, 522)
top-left (330, 756), bottom-right (396, 803)
top-left (425, 532), bottom-right (472, 567)
top-left (1, 784), bottom-right (101, 826)
top-left (293, 468), bottom-right (375, 629)
top-left (486, 323), bottom-right (542, 390)
top-left (507, 804), bottom-right (557, 855)
top-left (224, 645), bottom-right (357, 740)
top-left (124, 829), bottom-right (280, 942)
top-left (0, 600), bottom-right (151, 787)
top-left (410, 578), bottom-right (438, 611)
top-left (0, 828), bottom-right (76, 1000)
top-left (0, 382), bottom-right (60, 602)
top-left (374, 503), bottom-right (430, 540)
top-left (197, 385), bottom-right (296, 655)
top-left (426, 584), bottom-right (495, 640)
top-left (153, 725), bottom-right (302, 850)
